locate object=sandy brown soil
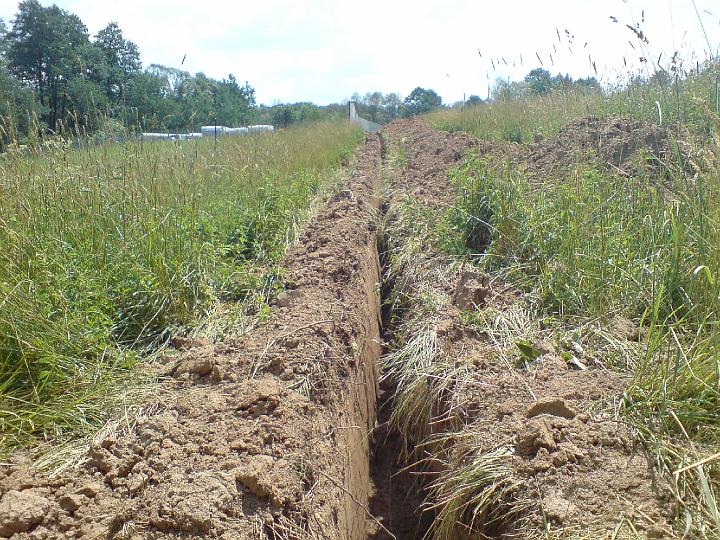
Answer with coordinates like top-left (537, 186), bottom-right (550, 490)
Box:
top-left (380, 117), bottom-right (675, 538)
top-left (0, 134), bottom-right (385, 539)
top-left (523, 116), bottom-right (683, 180)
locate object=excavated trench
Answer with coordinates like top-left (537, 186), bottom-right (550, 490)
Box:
top-left (365, 224), bottom-right (433, 540)
top-left (358, 132), bottom-right (435, 540)
top-left (298, 119), bottom-right (678, 539)
top-left (0, 127), bottom-right (502, 540)
top-left (0, 121), bottom-right (678, 540)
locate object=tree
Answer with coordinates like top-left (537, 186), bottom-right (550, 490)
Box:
top-left (466, 95), bottom-right (483, 106)
top-left (65, 78), bottom-right (108, 131)
top-left (177, 71), bottom-right (216, 129)
top-left (0, 62), bottom-right (42, 146)
top-left (382, 93), bottom-right (402, 120)
top-left (575, 76), bottom-right (600, 90)
top-left (524, 68), bottom-right (553, 95)
top-left (123, 71), bottom-right (175, 130)
top-left (147, 64), bottom-right (191, 96)
top-left (351, 91), bottom-right (403, 124)
top-left (215, 75), bottom-right (255, 126)
top-left (272, 106), bottom-right (294, 128)
top-left (0, 1), bottom-right (260, 138)
top-left (403, 87), bottom-right (442, 116)
top-left (94, 22), bottom-right (140, 102)
top-left (5, 0), bottom-right (95, 132)
top-left (0, 18), bottom-right (8, 56)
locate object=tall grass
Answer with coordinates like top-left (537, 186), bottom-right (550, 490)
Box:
top-left (0, 121), bottom-right (363, 450)
top-left (446, 158), bottom-right (720, 325)
top-left (428, 61), bottom-right (720, 143)
top-left (428, 89), bottom-right (602, 143)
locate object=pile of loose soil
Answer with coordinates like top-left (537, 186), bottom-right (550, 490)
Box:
top-left (380, 117), bottom-right (675, 538)
top-left (523, 116), bottom-right (680, 180)
top-left (0, 134), bottom-right (385, 539)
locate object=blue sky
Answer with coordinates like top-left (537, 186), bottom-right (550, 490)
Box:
top-left (0, 0), bottom-right (718, 105)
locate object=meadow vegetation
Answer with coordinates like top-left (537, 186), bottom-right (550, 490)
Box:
top-left (0, 120), bottom-right (362, 451)
top-left (428, 62), bottom-right (720, 143)
top-left (430, 60), bottom-right (720, 534)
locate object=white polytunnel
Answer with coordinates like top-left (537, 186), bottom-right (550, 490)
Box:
top-left (142, 124), bottom-right (275, 140)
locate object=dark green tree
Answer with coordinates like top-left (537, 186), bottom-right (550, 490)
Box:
top-left (0, 2), bottom-right (259, 138)
top-left (5, 0), bottom-right (95, 132)
top-left (0, 62), bottom-right (42, 146)
top-left (94, 22), bottom-right (141, 102)
top-left (65, 77), bottom-right (108, 131)
top-left (272, 106), bottom-right (294, 128)
top-left (403, 87), bottom-right (442, 116)
top-left (524, 68), bottom-right (553, 95)
top-left (214, 75), bottom-right (255, 127)
top-left (123, 71), bottom-right (175, 130)
top-left (177, 72), bottom-right (216, 128)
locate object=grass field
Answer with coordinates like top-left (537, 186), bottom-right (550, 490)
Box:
top-left (429, 61), bottom-right (720, 533)
top-left (0, 121), bottom-right (363, 451)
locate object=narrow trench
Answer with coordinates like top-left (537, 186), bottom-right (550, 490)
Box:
top-left (366, 135), bottom-right (434, 540)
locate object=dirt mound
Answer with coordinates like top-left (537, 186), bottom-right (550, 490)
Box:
top-left (0, 134), bottom-right (385, 539)
top-left (453, 345), bottom-right (672, 536)
top-left (380, 117), bottom-right (675, 538)
top-left (385, 117), bottom-right (487, 206)
top-left (525, 116), bottom-right (679, 179)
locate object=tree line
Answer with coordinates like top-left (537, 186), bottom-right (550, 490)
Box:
top-left (492, 68), bottom-right (600, 101)
top-left (0, 1), bottom-right (450, 146)
top-left (0, 0), bottom-right (602, 147)
top-left (350, 87), bottom-right (444, 122)
top-left (0, 0), bottom-right (257, 144)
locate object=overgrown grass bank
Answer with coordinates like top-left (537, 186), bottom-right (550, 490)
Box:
top-left (428, 62), bottom-right (720, 143)
top-left (0, 121), bottom-right (363, 450)
top-left (439, 67), bottom-right (720, 535)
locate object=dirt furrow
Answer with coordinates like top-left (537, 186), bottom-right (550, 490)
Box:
top-left (0, 118), bottom-right (679, 540)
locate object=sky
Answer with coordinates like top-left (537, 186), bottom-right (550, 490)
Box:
top-left (0, 0), bottom-right (718, 105)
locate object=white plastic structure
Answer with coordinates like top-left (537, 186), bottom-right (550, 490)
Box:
top-left (201, 125), bottom-right (227, 136)
top-left (247, 125), bottom-right (274, 133)
top-left (142, 132), bottom-right (173, 140)
top-left (142, 125), bottom-right (273, 141)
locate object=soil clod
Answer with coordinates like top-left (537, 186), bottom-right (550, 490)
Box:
top-left (0, 490), bottom-right (50, 537)
top-left (526, 398), bottom-right (578, 420)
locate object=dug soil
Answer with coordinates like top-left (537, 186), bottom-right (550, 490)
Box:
top-left (379, 118), bottom-right (676, 539)
top-left (0, 118), bottom-right (678, 539)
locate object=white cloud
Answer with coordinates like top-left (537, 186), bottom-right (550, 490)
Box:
top-left (0, 0), bottom-right (718, 104)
